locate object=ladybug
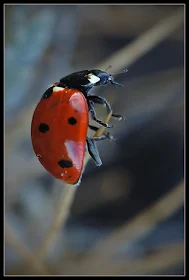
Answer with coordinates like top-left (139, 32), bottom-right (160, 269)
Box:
top-left (31, 69), bottom-right (124, 186)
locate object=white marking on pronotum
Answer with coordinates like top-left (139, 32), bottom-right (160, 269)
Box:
top-left (87, 73), bottom-right (100, 84)
top-left (53, 86), bottom-right (65, 92)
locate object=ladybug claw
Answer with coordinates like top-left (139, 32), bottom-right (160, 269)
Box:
top-left (106, 123), bottom-right (113, 128)
top-left (106, 132), bottom-right (116, 141)
top-left (112, 114), bottom-right (125, 121)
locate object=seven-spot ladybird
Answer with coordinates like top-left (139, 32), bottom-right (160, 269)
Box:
top-left (31, 69), bottom-right (124, 186)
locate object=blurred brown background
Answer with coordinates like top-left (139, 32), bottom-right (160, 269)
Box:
top-left (5, 4), bottom-right (184, 276)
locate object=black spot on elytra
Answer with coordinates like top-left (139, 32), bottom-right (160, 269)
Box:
top-left (58, 159), bottom-right (73, 168)
top-left (68, 117), bottom-right (77, 125)
top-left (42, 87), bottom-right (53, 99)
top-left (39, 123), bottom-right (49, 133)
top-left (68, 175), bottom-right (72, 178)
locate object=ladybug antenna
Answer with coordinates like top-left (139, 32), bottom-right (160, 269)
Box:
top-left (110, 68), bottom-right (128, 75)
top-left (109, 68), bottom-right (128, 87)
top-left (105, 65), bottom-right (112, 72)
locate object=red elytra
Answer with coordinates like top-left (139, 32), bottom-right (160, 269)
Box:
top-left (31, 86), bottom-right (88, 185)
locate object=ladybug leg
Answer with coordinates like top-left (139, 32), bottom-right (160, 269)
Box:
top-left (88, 124), bottom-right (102, 132)
top-left (91, 134), bottom-right (112, 141)
top-left (86, 137), bottom-right (102, 166)
top-left (87, 95), bottom-right (123, 121)
top-left (88, 100), bottom-right (113, 128)
top-left (92, 134), bottom-right (116, 143)
top-left (88, 125), bottom-right (115, 141)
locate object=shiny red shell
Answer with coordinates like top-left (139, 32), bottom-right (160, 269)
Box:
top-left (31, 86), bottom-right (89, 185)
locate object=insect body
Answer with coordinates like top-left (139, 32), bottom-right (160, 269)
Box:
top-left (31, 69), bottom-right (123, 185)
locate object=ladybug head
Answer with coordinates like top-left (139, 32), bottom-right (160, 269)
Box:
top-left (88, 69), bottom-right (124, 87)
top-left (59, 68), bottom-right (125, 96)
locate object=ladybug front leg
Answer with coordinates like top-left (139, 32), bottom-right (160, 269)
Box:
top-left (88, 100), bottom-right (113, 128)
top-left (86, 137), bottom-right (102, 166)
top-left (87, 95), bottom-right (123, 121)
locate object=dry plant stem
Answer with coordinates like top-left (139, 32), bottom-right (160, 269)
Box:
top-left (35, 112), bottom-right (112, 262)
top-left (36, 184), bottom-right (77, 261)
top-left (5, 223), bottom-right (50, 275)
top-left (97, 8), bottom-right (183, 71)
top-left (94, 111), bottom-right (113, 137)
